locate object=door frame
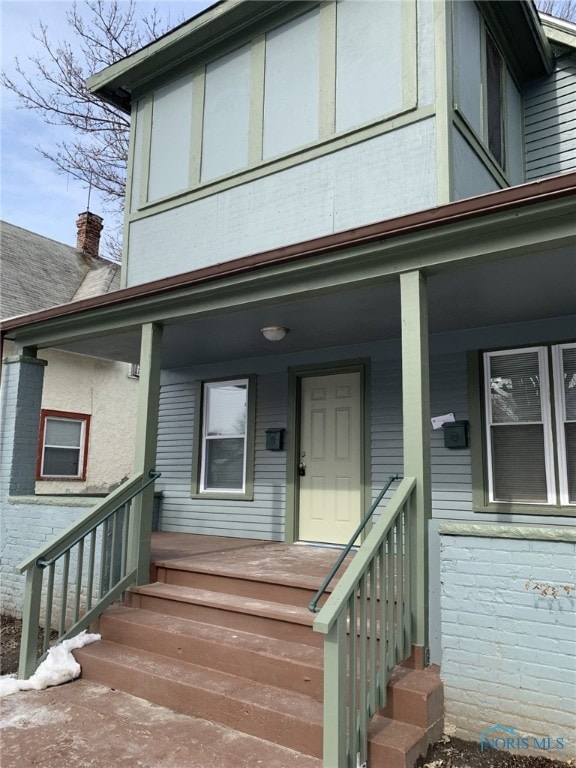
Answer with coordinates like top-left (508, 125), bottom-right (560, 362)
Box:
top-left (285, 358), bottom-right (371, 544)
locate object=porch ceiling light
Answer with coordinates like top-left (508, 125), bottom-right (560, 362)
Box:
top-left (260, 325), bottom-right (288, 342)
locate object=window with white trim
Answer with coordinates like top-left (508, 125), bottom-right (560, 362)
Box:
top-left (483, 343), bottom-right (576, 507)
top-left (38, 410), bottom-right (90, 480)
top-left (200, 379), bottom-right (249, 493)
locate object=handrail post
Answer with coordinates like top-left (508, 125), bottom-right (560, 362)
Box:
top-left (323, 614), bottom-right (347, 767)
top-left (129, 323), bottom-right (163, 584)
top-left (400, 271), bottom-right (431, 653)
top-left (18, 566), bottom-right (43, 679)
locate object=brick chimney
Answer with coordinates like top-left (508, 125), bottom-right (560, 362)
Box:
top-left (76, 211), bottom-right (103, 259)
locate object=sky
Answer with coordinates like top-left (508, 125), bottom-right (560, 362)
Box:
top-left (0, 0), bottom-right (213, 254)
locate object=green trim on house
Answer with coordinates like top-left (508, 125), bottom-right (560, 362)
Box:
top-left (129, 322), bottom-right (163, 583)
top-left (190, 69), bottom-right (205, 185)
top-left (400, 270), bottom-right (431, 650)
top-left (129, 107), bottom-right (434, 220)
top-left (190, 373), bottom-right (256, 501)
top-left (438, 521), bottom-right (576, 541)
top-left (435, 0), bottom-right (453, 204)
top-left (285, 359), bottom-right (371, 545)
top-left (467, 349), bottom-right (576, 519)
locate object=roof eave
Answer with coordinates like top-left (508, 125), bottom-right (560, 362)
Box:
top-left (480, 1), bottom-right (554, 80)
top-left (87, 0), bottom-right (291, 111)
top-left (2, 171), bottom-right (575, 339)
top-left (540, 13), bottom-right (576, 50)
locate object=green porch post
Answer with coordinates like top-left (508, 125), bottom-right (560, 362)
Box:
top-left (400, 270), bottom-right (431, 654)
top-left (129, 322), bottom-right (163, 584)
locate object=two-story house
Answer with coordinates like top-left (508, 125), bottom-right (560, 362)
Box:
top-left (1, 2), bottom-right (574, 765)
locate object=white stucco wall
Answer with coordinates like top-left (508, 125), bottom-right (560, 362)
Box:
top-left (3, 342), bottom-right (138, 495)
top-left (440, 532), bottom-right (576, 759)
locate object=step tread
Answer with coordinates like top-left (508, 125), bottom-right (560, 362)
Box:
top-left (130, 582), bottom-right (316, 626)
top-left (156, 560), bottom-right (334, 592)
top-left (76, 639), bottom-right (324, 723)
top-left (103, 604), bottom-right (323, 667)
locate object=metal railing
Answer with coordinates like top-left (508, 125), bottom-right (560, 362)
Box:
top-left (16, 470), bottom-right (160, 679)
top-left (313, 476), bottom-right (417, 768)
top-left (309, 474), bottom-right (399, 614)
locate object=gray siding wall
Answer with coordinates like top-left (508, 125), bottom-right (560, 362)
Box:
top-left (524, 53), bottom-right (576, 180)
top-left (155, 316), bottom-right (575, 541)
top-left (126, 119), bottom-right (437, 285)
top-left (157, 367), bottom-right (288, 540)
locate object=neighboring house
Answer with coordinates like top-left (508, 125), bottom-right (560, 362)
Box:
top-left (1, 1), bottom-right (575, 764)
top-left (0, 215), bottom-right (138, 609)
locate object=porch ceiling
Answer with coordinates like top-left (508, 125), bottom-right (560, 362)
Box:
top-left (52, 246), bottom-right (575, 368)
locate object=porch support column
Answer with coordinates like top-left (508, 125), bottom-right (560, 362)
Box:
top-left (400, 270), bottom-right (431, 656)
top-left (129, 322), bottom-right (163, 585)
top-left (0, 347), bottom-right (47, 497)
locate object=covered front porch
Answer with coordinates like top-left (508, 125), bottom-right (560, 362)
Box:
top-left (2, 177), bottom-right (574, 766)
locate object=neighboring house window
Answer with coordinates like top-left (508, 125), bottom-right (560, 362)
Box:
top-left (37, 410), bottom-right (90, 480)
top-left (480, 343), bottom-right (575, 509)
top-left (485, 33), bottom-right (504, 168)
top-left (128, 363), bottom-right (140, 378)
top-left (197, 378), bottom-right (255, 496)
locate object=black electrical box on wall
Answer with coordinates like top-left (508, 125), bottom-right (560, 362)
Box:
top-left (443, 420), bottom-right (469, 449)
top-left (265, 428), bottom-right (285, 451)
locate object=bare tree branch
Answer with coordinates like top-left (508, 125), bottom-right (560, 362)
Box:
top-left (1, 0), bottom-right (181, 259)
top-left (535, 0), bottom-right (576, 22)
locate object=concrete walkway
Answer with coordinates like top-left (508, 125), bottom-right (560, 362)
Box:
top-left (0, 679), bottom-right (321, 768)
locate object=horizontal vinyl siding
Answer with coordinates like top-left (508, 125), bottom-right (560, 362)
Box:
top-left (156, 372), bottom-right (287, 540)
top-left (155, 347), bottom-right (476, 539)
top-left (524, 54), bottom-right (576, 180)
top-left (429, 352), bottom-right (473, 518)
top-left (371, 358), bottom-right (404, 514)
top-left (371, 351), bottom-right (473, 520)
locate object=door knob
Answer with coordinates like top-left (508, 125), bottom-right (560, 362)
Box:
top-left (298, 462), bottom-right (306, 477)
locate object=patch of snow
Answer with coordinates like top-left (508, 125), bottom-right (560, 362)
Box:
top-left (0, 630), bottom-right (100, 698)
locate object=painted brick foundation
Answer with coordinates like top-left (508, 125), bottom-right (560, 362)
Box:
top-left (440, 534), bottom-right (576, 759)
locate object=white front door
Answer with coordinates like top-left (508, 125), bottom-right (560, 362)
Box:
top-left (298, 371), bottom-right (362, 545)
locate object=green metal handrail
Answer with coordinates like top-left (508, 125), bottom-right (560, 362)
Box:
top-left (16, 469), bottom-right (161, 679)
top-left (308, 474), bottom-right (399, 614)
top-left (314, 476), bottom-right (417, 768)
top-left (35, 471), bottom-right (161, 568)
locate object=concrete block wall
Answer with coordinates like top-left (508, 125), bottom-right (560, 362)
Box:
top-left (440, 533), bottom-right (576, 759)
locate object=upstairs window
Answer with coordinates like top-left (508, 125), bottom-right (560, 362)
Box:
top-left (485, 33), bottom-right (504, 168)
top-left (482, 344), bottom-right (575, 508)
top-left (37, 410), bottom-right (90, 480)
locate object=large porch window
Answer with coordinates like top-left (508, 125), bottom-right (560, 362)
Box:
top-left (481, 343), bottom-right (575, 509)
top-left (194, 377), bottom-right (255, 499)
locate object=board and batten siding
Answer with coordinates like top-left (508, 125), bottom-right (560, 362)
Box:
top-left (524, 53), bottom-right (576, 180)
top-left (127, 118), bottom-right (437, 285)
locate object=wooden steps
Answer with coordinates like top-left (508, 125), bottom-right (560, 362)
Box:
top-left (75, 546), bottom-right (442, 767)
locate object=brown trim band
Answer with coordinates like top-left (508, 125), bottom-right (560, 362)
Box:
top-left (2, 172), bottom-right (575, 334)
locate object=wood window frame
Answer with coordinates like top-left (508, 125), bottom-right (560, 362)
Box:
top-left (37, 409), bottom-right (91, 481)
top-left (468, 343), bottom-right (576, 516)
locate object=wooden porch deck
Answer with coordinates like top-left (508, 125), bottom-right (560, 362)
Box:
top-left (150, 532), bottom-right (355, 592)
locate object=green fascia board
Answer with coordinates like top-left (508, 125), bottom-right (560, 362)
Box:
top-left (87, 0), bottom-right (298, 112)
top-left (3, 194), bottom-right (574, 350)
top-left (541, 16), bottom-right (576, 51)
top-left (479, 0), bottom-right (553, 81)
